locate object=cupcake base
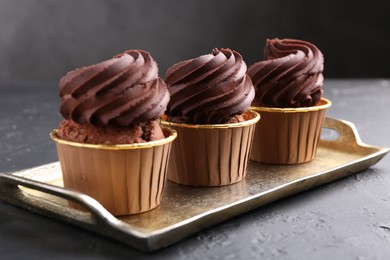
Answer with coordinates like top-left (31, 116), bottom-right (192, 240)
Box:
top-left (50, 127), bottom-right (176, 216)
top-left (160, 111), bottom-right (260, 187)
top-left (250, 98), bottom-right (331, 164)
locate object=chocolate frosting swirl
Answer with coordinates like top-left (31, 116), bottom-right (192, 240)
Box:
top-left (165, 48), bottom-right (255, 124)
top-left (59, 50), bottom-right (169, 126)
top-left (248, 38), bottom-right (324, 108)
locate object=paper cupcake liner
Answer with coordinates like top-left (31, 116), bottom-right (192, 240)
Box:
top-left (250, 98), bottom-right (331, 164)
top-left (160, 111), bottom-right (260, 187)
top-left (50, 127), bottom-right (176, 216)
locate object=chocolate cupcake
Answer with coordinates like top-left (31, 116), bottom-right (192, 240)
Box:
top-left (161, 48), bottom-right (260, 187)
top-left (51, 50), bottom-right (176, 215)
top-left (248, 38), bottom-right (331, 164)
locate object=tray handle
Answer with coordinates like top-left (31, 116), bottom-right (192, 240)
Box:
top-left (0, 172), bottom-right (123, 229)
top-left (321, 117), bottom-right (363, 146)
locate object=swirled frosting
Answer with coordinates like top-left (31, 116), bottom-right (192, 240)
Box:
top-left (248, 38), bottom-right (324, 108)
top-left (165, 48), bottom-right (255, 124)
top-left (59, 50), bottom-right (169, 126)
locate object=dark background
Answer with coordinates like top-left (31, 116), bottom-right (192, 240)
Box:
top-left (0, 0), bottom-right (389, 82)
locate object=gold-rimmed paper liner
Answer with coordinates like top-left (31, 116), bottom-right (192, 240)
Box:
top-left (51, 126), bottom-right (177, 216)
top-left (160, 111), bottom-right (260, 187)
top-left (250, 98), bottom-right (331, 164)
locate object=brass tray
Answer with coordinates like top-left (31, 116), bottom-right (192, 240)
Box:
top-left (0, 118), bottom-right (388, 252)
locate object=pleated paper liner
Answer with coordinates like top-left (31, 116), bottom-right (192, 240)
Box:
top-left (250, 98), bottom-right (332, 164)
top-left (50, 127), bottom-right (177, 216)
top-left (160, 111), bottom-right (260, 187)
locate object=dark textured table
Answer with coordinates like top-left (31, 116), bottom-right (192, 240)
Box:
top-left (1, 79), bottom-right (389, 259)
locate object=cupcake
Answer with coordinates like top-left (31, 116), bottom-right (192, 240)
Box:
top-left (160, 48), bottom-right (260, 187)
top-left (50, 50), bottom-right (177, 215)
top-left (248, 38), bottom-right (331, 164)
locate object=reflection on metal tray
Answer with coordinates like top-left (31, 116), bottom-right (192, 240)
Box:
top-left (0, 118), bottom-right (388, 252)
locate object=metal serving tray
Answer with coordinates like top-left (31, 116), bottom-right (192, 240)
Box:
top-left (0, 118), bottom-right (388, 252)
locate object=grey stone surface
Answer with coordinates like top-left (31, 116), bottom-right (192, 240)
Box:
top-left (0, 0), bottom-right (390, 81)
top-left (0, 79), bottom-right (389, 259)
